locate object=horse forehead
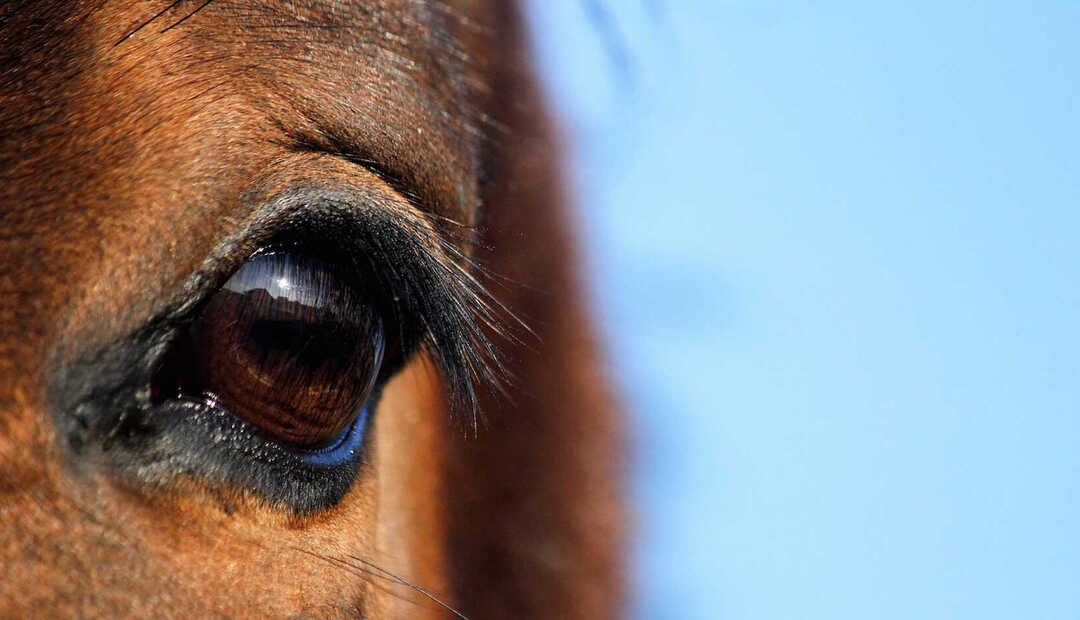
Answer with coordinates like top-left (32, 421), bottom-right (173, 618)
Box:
top-left (106, 0), bottom-right (485, 209)
top-left (4, 0), bottom-right (486, 218)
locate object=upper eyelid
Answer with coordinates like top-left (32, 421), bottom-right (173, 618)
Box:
top-left (164, 182), bottom-right (431, 319)
top-left (271, 123), bottom-right (469, 228)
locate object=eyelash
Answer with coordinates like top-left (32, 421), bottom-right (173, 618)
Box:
top-left (51, 190), bottom-right (515, 513)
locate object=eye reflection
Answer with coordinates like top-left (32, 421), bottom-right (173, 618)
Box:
top-left (223, 253), bottom-right (345, 309)
top-left (184, 252), bottom-right (384, 449)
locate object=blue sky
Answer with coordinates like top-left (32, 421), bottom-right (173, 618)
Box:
top-left (526, 2), bottom-right (1080, 618)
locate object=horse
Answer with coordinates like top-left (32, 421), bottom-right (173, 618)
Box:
top-left (0, 1), bottom-right (622, 616)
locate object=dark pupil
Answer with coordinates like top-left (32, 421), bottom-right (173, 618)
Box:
top-left (187, 253), bottom-right (383, 449)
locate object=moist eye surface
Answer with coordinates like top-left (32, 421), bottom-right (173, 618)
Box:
top-left (178, 251), bottom-right (384, 449)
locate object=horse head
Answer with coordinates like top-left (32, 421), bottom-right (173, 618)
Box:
top-left (0, 1), bottom-right (622, 616)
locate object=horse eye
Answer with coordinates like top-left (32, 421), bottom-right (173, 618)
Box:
top-left (179, 252), bottom-right (384, 449)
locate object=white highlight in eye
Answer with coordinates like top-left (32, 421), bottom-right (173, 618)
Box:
top-left (222, 252), bottom-right (345, 309)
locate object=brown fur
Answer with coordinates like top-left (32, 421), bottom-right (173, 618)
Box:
top-left (0, 0), bottom-right (622, 617)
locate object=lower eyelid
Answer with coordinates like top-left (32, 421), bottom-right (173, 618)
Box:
top-left (296, 404), bottom-right (371, 467)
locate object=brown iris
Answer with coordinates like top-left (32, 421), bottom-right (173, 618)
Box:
top-left (184, 252), bottom-right (383, 449)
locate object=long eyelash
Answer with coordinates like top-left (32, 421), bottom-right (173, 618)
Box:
top-left (363, 207), bottom-right (525, 434)
top-left (270, 133), bottom-right (524, 426)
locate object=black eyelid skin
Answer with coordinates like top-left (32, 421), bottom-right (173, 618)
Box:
top-left (47, 183), bottom-right (506, 514)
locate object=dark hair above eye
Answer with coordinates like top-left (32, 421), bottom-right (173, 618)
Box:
top-left (51, 187), bottom-right (517, 513)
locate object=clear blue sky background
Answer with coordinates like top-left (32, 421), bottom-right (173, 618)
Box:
top-left (525, 2), bottom-right (1079, 618)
